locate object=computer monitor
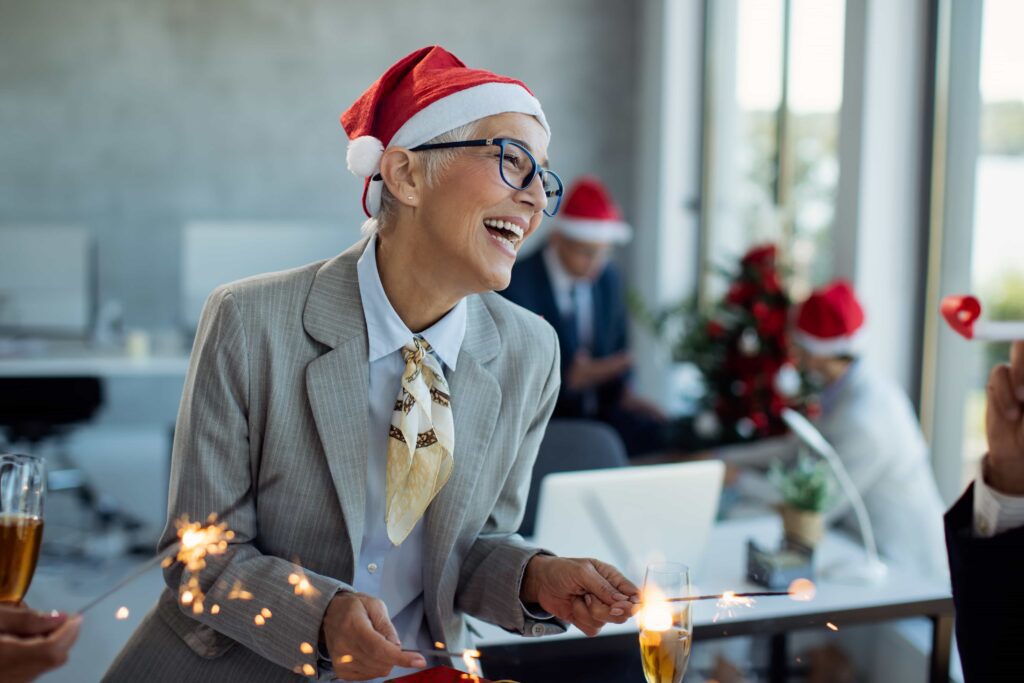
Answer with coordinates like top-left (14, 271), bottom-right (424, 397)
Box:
top-left (533, 460), bottom-right (725, 583)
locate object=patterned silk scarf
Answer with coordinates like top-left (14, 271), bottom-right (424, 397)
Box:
top-left (385, 336), bottom-right (455, 545)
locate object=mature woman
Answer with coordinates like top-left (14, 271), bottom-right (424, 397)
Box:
top-left (104, 46), bottom-right (637, 682)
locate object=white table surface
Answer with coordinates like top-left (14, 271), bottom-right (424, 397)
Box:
top-left (472, 515), bottom-right (952, 646)
top-left (0, 340), bottom-right (189, 378)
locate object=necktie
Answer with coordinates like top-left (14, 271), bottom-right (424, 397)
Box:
top-left (385, 336), bottom-right (454, 545)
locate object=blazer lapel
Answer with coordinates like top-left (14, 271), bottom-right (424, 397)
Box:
top-left (423, 296), bottom-right (502, 626)
top-left (303, 239), bottom-right (372, 573)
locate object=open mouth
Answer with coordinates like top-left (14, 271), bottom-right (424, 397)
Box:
top-left (483, 218), bottom-right (524, 251)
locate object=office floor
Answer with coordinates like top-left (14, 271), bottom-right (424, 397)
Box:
top-left (30, 555), bottom-right (164, 683)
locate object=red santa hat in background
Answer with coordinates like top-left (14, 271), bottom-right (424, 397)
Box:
top-left (792, 280), bottom-right (866, 357)
top-left (341, 45), bottom-right (550, 218)
top-left (552, 176), bottom-right (633, 244)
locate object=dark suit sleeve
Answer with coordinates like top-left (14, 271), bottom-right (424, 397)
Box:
top-left (945, 483), bottom-right (1024, 681)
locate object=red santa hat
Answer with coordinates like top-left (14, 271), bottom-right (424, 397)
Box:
top-left (552, 176), bottom-right (633, 244)
top-left (341, 46), bottom-right (549, 218)
top-left (792, 280), bottom-right (866, 357)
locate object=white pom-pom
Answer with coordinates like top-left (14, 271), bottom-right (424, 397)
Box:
top-left (347, 135), bottom-right (384, 177)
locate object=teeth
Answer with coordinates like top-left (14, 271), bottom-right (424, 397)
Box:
top-left (489, 233), bottom-right (516, 250)
top-left (483, 219), bottom-right (524, 240)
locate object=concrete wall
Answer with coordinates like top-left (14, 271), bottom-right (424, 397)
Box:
top-left (0, 0), bottom-right (640, 327)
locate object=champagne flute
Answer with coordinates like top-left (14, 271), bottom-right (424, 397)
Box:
top-left (638, 562), bottom-right (692, 683)
top-left (0, 453), bottom-right (45, 603)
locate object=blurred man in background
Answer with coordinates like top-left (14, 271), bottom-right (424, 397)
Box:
top-left (501, 176), bottom-right (666, 456)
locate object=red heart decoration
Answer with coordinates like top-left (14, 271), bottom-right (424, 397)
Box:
top-left (940, 295), bottom-right (982, 339)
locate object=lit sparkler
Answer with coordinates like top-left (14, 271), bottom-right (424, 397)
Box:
top-left (74, 482), bottom-right (270, 617)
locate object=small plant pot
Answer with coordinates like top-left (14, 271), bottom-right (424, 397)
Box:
top-left (780, 504), bottom-right (824, 549)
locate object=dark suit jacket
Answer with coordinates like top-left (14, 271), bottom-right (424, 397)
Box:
top-left (945, 483), bottom-right (1024, 682)
top-left (500, 245), bottom-right (628, 419)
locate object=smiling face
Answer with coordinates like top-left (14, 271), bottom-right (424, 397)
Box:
top-left (413, 112), bottom-right (551, 294)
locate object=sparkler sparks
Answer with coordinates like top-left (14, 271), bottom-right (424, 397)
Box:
top-left (462, 649), bottom-right (483, 682)
top-left (227, 580), bottom-right (253, 601)
top-left (826, 622), bottom-right (839, 631)
top-left (712, 590), bottom-right (756, 623)
top-left (74, 478), bottom-right (274, 619)
top-left (287, 568), bottom-right (319, 599)
top-left (788, 578), bottom-right (816, 602)
top-left (300, 642), bottom-right (314, 655)
top-left (301, 663), bottom-right (316, 676)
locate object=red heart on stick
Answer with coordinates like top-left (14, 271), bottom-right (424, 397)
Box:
top-left (940, 295), bottom-right (982, 339)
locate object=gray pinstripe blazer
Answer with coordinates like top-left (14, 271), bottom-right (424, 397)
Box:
top-left (103, 238), bottom-right (561, 681)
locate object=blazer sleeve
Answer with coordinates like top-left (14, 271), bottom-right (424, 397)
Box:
top-left (454, 323), bottom-right (565, 635)
top-left (158, 286), bottom-right (350, 672)
top-left (945, 484), bottom-right (1024, 682)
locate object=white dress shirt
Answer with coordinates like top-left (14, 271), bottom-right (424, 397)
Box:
top-left (542, 244), bottom-right (594, 350)
top-left (972, 457), bottom-right (1024, 538)
top-left (329, 234), bottom-right (467, 682)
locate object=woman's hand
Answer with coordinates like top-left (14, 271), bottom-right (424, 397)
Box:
top-left (321, 591), bottom-right (426, 681)
top-left (520, 555), bottom-right (639, 636)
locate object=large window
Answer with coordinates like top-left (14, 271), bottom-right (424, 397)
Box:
top-left (960, 0), bottom-right (1024, 482)
top-left (924, 0), bottom-right (1024, 496)
top-left (701, 0), bottom-right (846, 301)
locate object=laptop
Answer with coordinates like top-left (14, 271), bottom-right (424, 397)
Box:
top-left (533, 460), bottom-right (725, 583)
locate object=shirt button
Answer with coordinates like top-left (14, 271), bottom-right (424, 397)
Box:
top-left (367, 563), bottom-right (379, 574)
top-left (531, 623), bottom-right (546, 636)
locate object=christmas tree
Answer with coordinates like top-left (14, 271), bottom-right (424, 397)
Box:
top-left (676, 244), bottom-right (814, 443)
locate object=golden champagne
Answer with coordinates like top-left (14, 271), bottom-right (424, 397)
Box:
top-left (0, 514), bottom-right (44, 602)
top-left (639, 627), bottom-right (692, 683)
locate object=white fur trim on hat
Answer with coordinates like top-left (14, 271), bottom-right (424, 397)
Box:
top-left (347, 135), bottom-right (385, 177)
top-left (364, 178), bottom-right (384, 217)
top-left (792, 327), bottom-right (866, 357)
top-left (555, 218), bottom-right (633, 245)
top-left (390, 82), bottom-right (549, 150)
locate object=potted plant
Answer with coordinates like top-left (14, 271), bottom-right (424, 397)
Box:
top-left (770, 455), bottom-right (833, 549)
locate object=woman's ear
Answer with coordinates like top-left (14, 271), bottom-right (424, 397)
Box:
top-left (378, 148), bottom-right (421, 208)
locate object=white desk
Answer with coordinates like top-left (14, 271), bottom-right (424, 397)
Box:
top-left (0, 341), bottom-right (189, 378)
top-left (472, 516), bottom-right (953, 683)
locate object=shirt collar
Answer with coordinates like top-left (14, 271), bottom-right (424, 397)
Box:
top-left (356, 234), bottom-right (467, 370)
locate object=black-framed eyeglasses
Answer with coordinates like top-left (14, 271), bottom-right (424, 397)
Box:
top-left (410, 138), bottom-right (564, 216)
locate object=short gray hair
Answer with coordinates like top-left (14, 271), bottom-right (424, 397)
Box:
top-left (362, 120), bottom-right (483, 236)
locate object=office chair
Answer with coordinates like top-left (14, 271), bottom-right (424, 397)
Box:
top-left (519, 418), bottom-right (629, 538)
